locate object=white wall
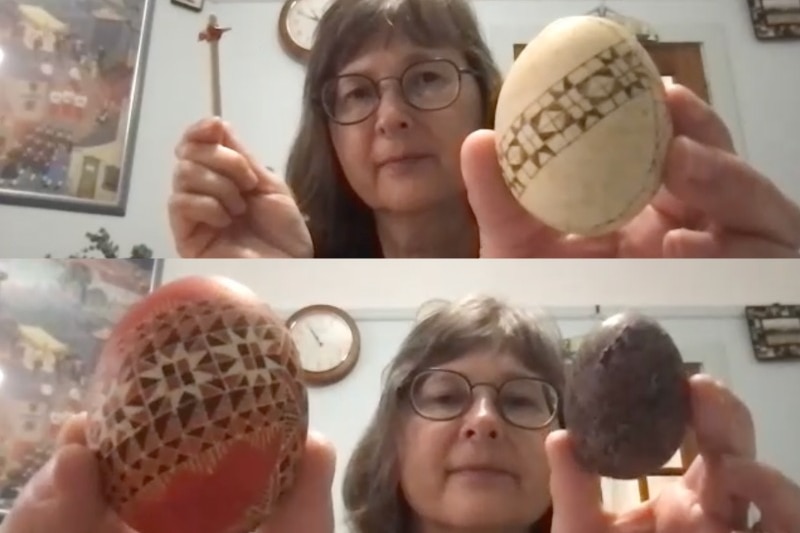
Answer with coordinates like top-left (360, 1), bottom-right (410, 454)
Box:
top-left (160, 259), bottom-right (800, 532)
top-left (1, 0), bottom-right (798, 257)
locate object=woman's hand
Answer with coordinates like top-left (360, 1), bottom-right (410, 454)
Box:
top-left (545, 374), bottom-right (800, 533)
top-left (0, 413), bottom-right (336, 533)
top-left (169, 118), bottom-right (313, 258)
top-left (462, 84), bottom-right (800, 258)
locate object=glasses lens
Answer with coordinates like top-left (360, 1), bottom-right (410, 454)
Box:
top-left (322, 74), bottom-right (377, 124)
top-left (402, 60), bottom-right (460, 110)
top-left (410, 370), bottom-right (470, 420)
top-left (498, 379), bottom-right (558, 428)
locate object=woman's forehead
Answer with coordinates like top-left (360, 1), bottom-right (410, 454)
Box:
top-left (432, 349), bottom-right (542, 380)
top-left (338, 36), bottom-right (463, 76)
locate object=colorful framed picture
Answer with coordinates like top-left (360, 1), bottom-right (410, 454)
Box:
top-left (0, 0), bottom-right (155, 216)
top-left (0, 259), bottom-right (162, 511)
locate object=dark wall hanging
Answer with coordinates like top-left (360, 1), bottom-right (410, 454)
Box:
top-left (747, 0), bottom-right (800, 40)
top-left (744, 304), bottom-right (800, 361)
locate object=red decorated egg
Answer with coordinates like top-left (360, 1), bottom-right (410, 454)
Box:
top-left (84, 276), bottom-right (308, 533)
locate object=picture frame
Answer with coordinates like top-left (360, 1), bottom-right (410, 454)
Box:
top-left (0, 0), bottom-right (156, 216)
top-left (746, 0), bottom-right (800, 41)
top-left (744, 304), bottom-right (800, 361)
top-left (0, 259), bottom-right (162, 511)
top-left (171, 0), bottom-right (205, 12)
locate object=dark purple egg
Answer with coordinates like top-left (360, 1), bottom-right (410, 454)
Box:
top-left (564, 311), bottom-right (691, 479)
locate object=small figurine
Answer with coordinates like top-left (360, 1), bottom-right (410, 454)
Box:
top-left (198, 14), bottom-right (230, 117)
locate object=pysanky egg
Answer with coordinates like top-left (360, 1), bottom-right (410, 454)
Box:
top-left (495, 15), bottom-right (673, 237)
top-left (84, 276), bottom-right (308, 533)
top-left (563, 311), bottom-right (690, 479)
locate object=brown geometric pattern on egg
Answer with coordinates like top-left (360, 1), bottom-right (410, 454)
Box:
top-left (498, 38), bottom-right (657, 198)
top-left (84, 297), bottom-right (308, 529)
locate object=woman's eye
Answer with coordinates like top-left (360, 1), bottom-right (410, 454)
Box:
top-left (504, 395), bottom-right (537, 407)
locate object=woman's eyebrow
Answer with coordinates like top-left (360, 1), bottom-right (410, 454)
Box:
top-left (338, 49), bottom-right (454, 76)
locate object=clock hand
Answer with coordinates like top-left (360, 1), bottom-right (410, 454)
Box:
top-left (306, 325), bottom-right (323, 346)
top-left (297, 8), bottom-right (320, 22)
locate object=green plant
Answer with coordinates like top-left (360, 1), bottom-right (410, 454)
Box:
top-left (48, 227), bottom-right (153, 259)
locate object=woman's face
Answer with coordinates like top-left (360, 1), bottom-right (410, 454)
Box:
top-left (326, 36), bottom-right (484, 215)
top-left (397, 349), bottom-right (556, 531)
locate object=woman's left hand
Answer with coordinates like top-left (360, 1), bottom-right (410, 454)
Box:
top-left (546, 374), bottom-right (800, 533)
top-left (461, 84), bottom-right (800, 258)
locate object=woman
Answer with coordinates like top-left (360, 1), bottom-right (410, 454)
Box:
top-left (169, 0), bottom-right (800, 259)
top-left (5, 297), bottom-right (800, 533)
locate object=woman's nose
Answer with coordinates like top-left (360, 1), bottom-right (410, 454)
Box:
top-left (374, 87), bottom-right (412, 134)
top-left (461, 396), bottom-right (502, 440)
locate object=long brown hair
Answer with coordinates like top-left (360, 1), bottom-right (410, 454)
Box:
top-left (284, 0), bottom-right (503, 258)
top-left (341, 295), bottom-right (567, 533)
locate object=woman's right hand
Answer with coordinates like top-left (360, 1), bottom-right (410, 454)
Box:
top-left (169, 118), bottom-right (313, 258)
top-left (1, 413), bottom-right (337, 533)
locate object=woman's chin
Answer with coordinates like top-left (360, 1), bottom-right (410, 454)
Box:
top-left (441, 488), bottom-right (529, 524)
top-left (372, 179), bottom-right (459, 214)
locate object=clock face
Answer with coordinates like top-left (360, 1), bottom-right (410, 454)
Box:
top-left (289, 311), bottom-right (354, 373)
top-left (285, 0), bottom-right (332, 52)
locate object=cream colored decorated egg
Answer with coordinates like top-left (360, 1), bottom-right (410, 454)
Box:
top-left (495, 15), bottom-right (673, 236)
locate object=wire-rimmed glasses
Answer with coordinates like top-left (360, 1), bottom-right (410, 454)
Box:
top-left (407, 368), bottom-right (559, 430)
top-left (320, 58), bottom-right (478, 125)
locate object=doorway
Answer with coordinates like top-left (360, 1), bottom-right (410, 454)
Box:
top-left (642, 42), bottom-right (711, 103)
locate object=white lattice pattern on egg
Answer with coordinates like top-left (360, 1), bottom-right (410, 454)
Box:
top-left (85, 298), bottom-right (307, 531)
top-left (499, 37), bottom-right (661, 198)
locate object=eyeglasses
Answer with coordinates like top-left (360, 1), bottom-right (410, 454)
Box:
top-left (407, 369), bottom-right (559, 430)
top-left (320, 58), bottom-right (478, 125)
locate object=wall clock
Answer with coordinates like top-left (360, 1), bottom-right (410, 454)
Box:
top-left (278, 0), bottom-right (331, 62)
top-left (286, 304), bottom-right (360, 386)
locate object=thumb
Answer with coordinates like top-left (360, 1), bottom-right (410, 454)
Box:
top-left (259, 430), bottom-right (336, 533)
top-left (181, 117), bottom-right (228, 145)
top-left (545, 430), bottom-right (607, 533)
top-left (3, 444), bottom-right (107, 533)
top-left (461, 131), bottom-right (543, 233)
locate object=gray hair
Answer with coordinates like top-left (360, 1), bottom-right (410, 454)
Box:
top-left (341, 295), bottom-right (567, 533)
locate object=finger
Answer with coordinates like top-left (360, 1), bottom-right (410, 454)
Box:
top-left (175, 143), bottom-right (258, 193)
top-left (173, 160), bottom-right (247, 216)
top-left (665, 84), bottom-right (735, 152)
top-left (6, 445), bottom-right (106, 533)
top-left (169, 193), bottom-right (232, 233)
top-left (460, 130), bottom-right (557, 247)
top-left (720, 455), bottom-right (800, 533)
top-left (180, 117), bottom-right (227, 145)
top-left (257, 430), bottom-right (336, 533)
top-left (247, 195), bottom-right (314, 258)
top-left (689, 375), bottom-right (755, 461)
top-left (664, 136), bottom-right (800, 249)
top-left (648, 184), bottom-right (705, 230)
top-left (683, 377), bottom-right (754, 532)
top-left (663, 229), bottom-right (800, 258)
top-left (545, 430), bottom-right (608, 532)
top-left (55, 412), bottom-right (89, 448)
top-left (180, 118), bottom-right (290, 196)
